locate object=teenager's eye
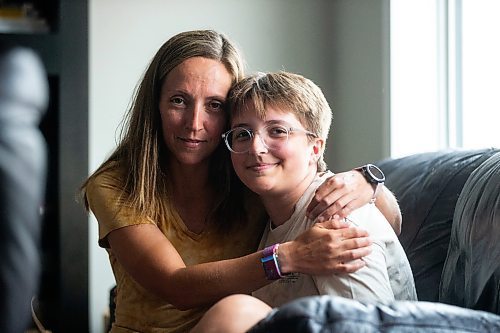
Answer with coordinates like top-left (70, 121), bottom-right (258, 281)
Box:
top-left (267, 126), bottom-right (289, 138)
top-left (233, 128), bottom-right (252, 142)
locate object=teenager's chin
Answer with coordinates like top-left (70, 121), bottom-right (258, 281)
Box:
top-left (245, 182), bottom-right (274, 196)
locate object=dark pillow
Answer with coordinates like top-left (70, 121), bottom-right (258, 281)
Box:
top-left (248, 295), bottom-right (500, 333)
top-left (440, 152), bottom-right (500, 314)
top-left (378, 149), bottom-right (500, 301)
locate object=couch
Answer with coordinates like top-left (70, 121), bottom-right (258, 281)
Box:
top-left (249, 148), bottom-right (500, 332)
top-left (0, 45), bottom-right (48, 333)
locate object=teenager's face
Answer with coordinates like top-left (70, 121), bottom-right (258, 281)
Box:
top-left (230, 104), bottom-right (322, 197)
top-left (159, 57), bottom-right (232, 167)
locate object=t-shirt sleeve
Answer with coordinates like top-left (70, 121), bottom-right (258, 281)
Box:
top-left (86, 172), bottom-right (156, 248)
top-left (312, 239), bottom-right (395, 303)
top-left (312, 205), bottom-right (396, 303)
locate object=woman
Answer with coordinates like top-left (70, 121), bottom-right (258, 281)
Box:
top-left (81, 30), bottom-right (401, 332)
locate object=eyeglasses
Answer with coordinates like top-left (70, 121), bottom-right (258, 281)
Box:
top-left (222, 123), bottom-right (317, 154)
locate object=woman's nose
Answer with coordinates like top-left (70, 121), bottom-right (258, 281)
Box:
top-left (185, 103), bottom-right (203, 131)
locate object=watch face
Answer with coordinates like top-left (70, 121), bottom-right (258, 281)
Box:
top-left (367, 164), bottom-right (385, 183)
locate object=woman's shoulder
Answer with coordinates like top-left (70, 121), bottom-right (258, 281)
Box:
top-left (86, 162), bottom-right (128, 204)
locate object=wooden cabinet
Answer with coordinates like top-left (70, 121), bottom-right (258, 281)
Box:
top-left (0, 1), bottom-right (89, 332)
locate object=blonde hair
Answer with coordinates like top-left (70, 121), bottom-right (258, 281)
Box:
top-left (81, 30), bottom-right (246, 230)
top-left (228, 71), bottom-right (332, 171)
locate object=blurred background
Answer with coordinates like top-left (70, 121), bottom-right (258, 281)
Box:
top-left (1, 0), bottom-right (498, 332)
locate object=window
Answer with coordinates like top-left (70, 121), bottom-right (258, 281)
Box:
top-left (390, 0), bottom-right (500, 158)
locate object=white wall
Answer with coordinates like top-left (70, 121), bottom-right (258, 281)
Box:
top-left (89, 1), bottom-right (388, 331)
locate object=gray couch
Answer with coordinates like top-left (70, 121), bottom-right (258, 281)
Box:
top-left (0, 45), bottom-right (48, 333)
top-left (249, 148), bottom-right (500, 332)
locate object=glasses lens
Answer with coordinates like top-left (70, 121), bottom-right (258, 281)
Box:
top-left (225, 125), bottom-right (292, 153)
top-left (227, 127), bottom-right (252, 153)
top-left (263, 125), bottom-right (289, 150)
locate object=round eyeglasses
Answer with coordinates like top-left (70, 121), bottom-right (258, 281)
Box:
top-left (222, 123), bottom-right (317, 154)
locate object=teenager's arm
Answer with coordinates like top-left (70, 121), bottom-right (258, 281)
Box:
top-left (306, 170), bottom-right (402, 235)
top-left (107, 220), bottom-right (371, 310)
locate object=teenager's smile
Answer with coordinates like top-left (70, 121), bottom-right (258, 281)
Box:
top-left (247, 161), bottom-right (278, 173)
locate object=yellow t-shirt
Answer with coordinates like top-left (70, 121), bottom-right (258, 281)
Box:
top-left (86, 168), bottom-right (265, 333)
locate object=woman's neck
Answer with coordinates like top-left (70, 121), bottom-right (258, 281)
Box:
top-left (168, 160), bottom-right (211, 197)
top-left (168, 160), bottom-right (215, 234)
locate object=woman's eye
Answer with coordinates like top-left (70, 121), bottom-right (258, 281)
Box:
top-left (208, 100), bottom-right (224, 111)
top-left (171, 97), bottom-right (185, 105)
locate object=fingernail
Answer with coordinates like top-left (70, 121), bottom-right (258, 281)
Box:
top-left (333, 214), bottom-right (340, 220)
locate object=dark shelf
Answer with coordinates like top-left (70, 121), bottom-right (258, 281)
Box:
top-left (0, 0), bottom-right (58, 34)
top-left (0, 1), bottom-right (88, 332)
top-left (0, 17), bottom-right (49, 34)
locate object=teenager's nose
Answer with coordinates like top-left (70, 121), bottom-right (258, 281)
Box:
top-left (248, 132), bottom-right (269, 154)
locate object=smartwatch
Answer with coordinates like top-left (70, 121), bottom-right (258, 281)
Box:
top-left (355, 164), bottom-right (385, 203)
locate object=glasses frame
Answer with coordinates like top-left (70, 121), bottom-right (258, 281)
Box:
top-left (222, 123), bottom-right (317, 154)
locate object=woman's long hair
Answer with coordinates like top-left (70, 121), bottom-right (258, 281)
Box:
top-left (81, 30), bottom-right (247, 231)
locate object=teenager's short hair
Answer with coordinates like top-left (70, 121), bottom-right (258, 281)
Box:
top-left (228, 71), bottom-right (332, 171)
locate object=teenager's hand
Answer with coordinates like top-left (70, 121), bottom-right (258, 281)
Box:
top-left (278, 219), bottom-right (372, 275)
top-left (306, 171), bottom-right (373, 222)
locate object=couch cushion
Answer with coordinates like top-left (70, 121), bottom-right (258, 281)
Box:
top-left (378, 149), bottom-right (500, 301)
top-left (248, 295), bottom-right (500, 333)
top-left (440, 152), bottom-right (500, 313)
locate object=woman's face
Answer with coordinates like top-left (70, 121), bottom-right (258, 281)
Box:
top-left (159, 57), bottom-right (232, 167)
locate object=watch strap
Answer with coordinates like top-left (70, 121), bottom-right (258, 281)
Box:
top-left (355, 164), bottom-right (385, 203)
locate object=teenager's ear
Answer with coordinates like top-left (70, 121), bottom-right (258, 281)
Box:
top-left (310, 138), bottom-right (325, 163)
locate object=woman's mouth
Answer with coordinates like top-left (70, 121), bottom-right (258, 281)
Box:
top-left (178, 137), bottom-right (206, 148)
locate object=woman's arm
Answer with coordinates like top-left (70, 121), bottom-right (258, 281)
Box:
top-left (306, 169), bottom-right (402, 235)
top-left (372, 185), bottom-right (402, 235)
top-left (107, 219), bottom-right (371, 310)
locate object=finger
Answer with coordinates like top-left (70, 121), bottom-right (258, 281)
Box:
top-left (307, 191), bottom-right (342, 220)
top-left (339, 227), bottom-right (370, 240)
top-left (337, 259), bottom-right (366, 274)
top-left (308, 192), bottom-right (348, 221)
top-left (306, 176), bottom-right (343, 216)
top-left (315, 187), bottom-right (367, 222)
top-left (338, 244), bottom-right (372, 261)
top-left (336, 200), bottom-right (358, 219)
top-left (314, 175), bottom-right (341, 198)
top-left (315, 218), bottom-right (349, 230)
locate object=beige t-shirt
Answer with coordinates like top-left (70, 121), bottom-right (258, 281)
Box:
top-left (86, 168), bottom-right (265, 333)
top-left (253, 171), bottom-right (417, 307)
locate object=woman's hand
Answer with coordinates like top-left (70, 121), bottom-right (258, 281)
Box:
top-left (306, 170), bottom-right (402, 234)
top-left (306, 171), bottom-right (372, 221)
top-left (278, 219), bottom-right (372, 275)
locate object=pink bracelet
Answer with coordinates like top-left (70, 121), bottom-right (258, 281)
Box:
top-left (263, 243), bottom-right (279, 257)
top-left (261, 244), bottom-right (283, 280)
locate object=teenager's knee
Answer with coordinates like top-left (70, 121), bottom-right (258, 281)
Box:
top-left (191, 294), bottom-right (271, 333)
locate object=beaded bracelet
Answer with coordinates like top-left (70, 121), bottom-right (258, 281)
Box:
top-left (261, 243), bottom-right (283, 280)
